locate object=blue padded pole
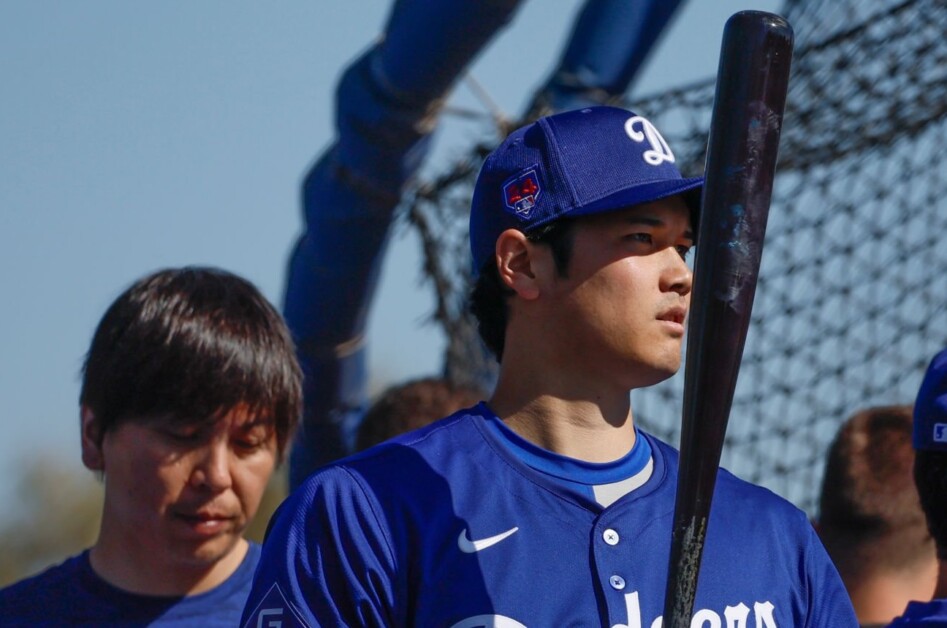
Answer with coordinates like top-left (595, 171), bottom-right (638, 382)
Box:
top-left (286, 0), bottom-right (523, 488)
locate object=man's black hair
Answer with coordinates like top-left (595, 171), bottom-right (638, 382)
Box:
top-left (80, 266), bottom-right (302, 460)
top-left (469, 218), bottom-right (575, 361)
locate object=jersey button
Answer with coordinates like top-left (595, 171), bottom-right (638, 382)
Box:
top-left (603, 529), bottom-right (620, 545)
top-left (609, 575), bottom-right (626, 590)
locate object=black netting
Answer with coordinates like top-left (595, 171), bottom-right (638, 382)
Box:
top-left (405, 0), bottom-right (947, 513)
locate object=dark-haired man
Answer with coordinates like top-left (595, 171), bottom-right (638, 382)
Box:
top-left (243, 106), bottom-right (856, 626)
top-left (0, 267), bottom-right (302, 626)
top-left (888, 348), bottom-right (947, 626)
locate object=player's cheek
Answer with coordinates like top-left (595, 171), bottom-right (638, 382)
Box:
top-left (235, 457), bottom-right (276, 520)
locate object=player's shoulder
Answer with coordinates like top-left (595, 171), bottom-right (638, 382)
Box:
top-left (289, 403), bottom-right (486, 503)
top-left (323, 403), bottom-right (483, 470)
top-left (0, 552), bottom-right (89, 621)
top-left (645, 431), bottom-right (808, 522)
top-left (0, 551), bottom-right (86, 599)
top-left (367, 402), bottom-right (486, 452)
top-left (259, 406), bottom-right (490, 582)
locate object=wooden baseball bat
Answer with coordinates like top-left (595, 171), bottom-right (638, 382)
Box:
top-left (662, 11), bottom-right (794, 628)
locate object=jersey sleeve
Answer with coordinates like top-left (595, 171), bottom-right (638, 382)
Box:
top-left (241, 465), bottom-right (399, 627)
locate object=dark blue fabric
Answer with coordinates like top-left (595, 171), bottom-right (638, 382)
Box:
top-left (888, 600), bottom-right (947, 626)
top-left (534, 0), bottom-right (690, 112)
top-left (378, 0), bottom-right (523, 104)
top-left (0, 544), bottom-right (262, 627)
top-left (913, 347), bottom-right (947, 451)
top-left (244, 404), bottom-right (858, 627)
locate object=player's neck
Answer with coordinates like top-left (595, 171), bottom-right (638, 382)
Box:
top-left (90, 515), bottom-right (248, 596)
top-left (490, 329), bottom-right (650, 461)
top-left (490, 378), bottom-right (636, 463)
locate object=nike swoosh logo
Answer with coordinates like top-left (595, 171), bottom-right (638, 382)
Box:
top-left (458, 526), bottom-right (519, 553)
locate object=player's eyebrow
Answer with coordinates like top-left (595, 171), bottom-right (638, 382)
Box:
top-left (622, 214), bottom-right (694, 242)
top-left (238, 417), bottom-right (273, 431)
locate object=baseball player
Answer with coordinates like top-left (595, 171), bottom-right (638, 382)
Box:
top-left (887, 348), bottom-right (947, 626)
top-left (285, 0), bottom-right (690, 488)
top-left (241, 107), bottom-right (857, 627)
top-left (0, 267), bottom-right (302, 626)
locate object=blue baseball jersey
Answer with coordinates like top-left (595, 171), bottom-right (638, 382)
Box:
top-left (0, 542), bottom-right (261, 626)
top-left (242, 404), bottom-right (857, 627)
top-left (887, 600), bottom-right (947, 626)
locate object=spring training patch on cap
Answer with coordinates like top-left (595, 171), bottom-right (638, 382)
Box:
top-left (503, 169), bottom-right (541, 218)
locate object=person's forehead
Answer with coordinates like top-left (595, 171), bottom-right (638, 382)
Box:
top-left (582, 196), bottom-right (693, 227)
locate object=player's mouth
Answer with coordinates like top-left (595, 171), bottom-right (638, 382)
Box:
top-left (657, 306), bottom-right (687, 334)
top-left (173, 510), bottom-right (236, 536)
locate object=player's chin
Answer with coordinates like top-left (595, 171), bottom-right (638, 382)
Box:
top-left (652, 346), bottom-right (684, 377)
top-left (180, 532), bottom-right (245, 566)
top-left (634, 354), bottom-right (682, 387)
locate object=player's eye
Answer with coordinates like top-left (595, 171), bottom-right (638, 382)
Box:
top-left (625, 232), bottom-right (653, 244)
top-left (234, 439), bottom-right (264, 453)
top-left (676, 244), bottom-right (692, 260)
top-left (233, 425), bottom-right (272, 454)
top-left (160, 427), bottom-right (204, 446)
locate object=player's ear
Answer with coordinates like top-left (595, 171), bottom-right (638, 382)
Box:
top-left (80, 405), bottom-right (105, 472)
top-left (496, 229), bottom-right (543, 301)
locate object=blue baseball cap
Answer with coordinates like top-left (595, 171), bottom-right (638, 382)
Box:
top-left (914, 348), bottom-right (947, 451)
top-left (469, 106), bottom-right (703, 273)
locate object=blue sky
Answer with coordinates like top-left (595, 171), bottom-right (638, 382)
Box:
top-left (0, 0), bottom-right (778, 509)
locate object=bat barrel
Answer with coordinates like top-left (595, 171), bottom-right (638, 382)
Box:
top-left (662, 11), bottom-right (793, 628)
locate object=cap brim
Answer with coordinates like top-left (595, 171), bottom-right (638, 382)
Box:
top-left (569, 176), bottom-right (704, 219)
top-left (519, 176), bottom-right (704, 238)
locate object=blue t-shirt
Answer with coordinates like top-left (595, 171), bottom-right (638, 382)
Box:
top-left (0, 542), bottom-right (261, 626)
top-left (888, 600), bottom-right (947, 626)
top-left (242, 403), bottom-right (858, 627)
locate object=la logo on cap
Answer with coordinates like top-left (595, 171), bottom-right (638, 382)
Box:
top-left (624, 115), bottom-right (676, 166)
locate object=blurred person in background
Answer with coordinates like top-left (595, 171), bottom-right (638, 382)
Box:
top-left (816, 405), bottom-right (937, 627)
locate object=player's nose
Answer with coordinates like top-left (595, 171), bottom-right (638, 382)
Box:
top-left (660, 247), bottom-right (693, 296)
top-left (188, 442), bottom-right (233, 492)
